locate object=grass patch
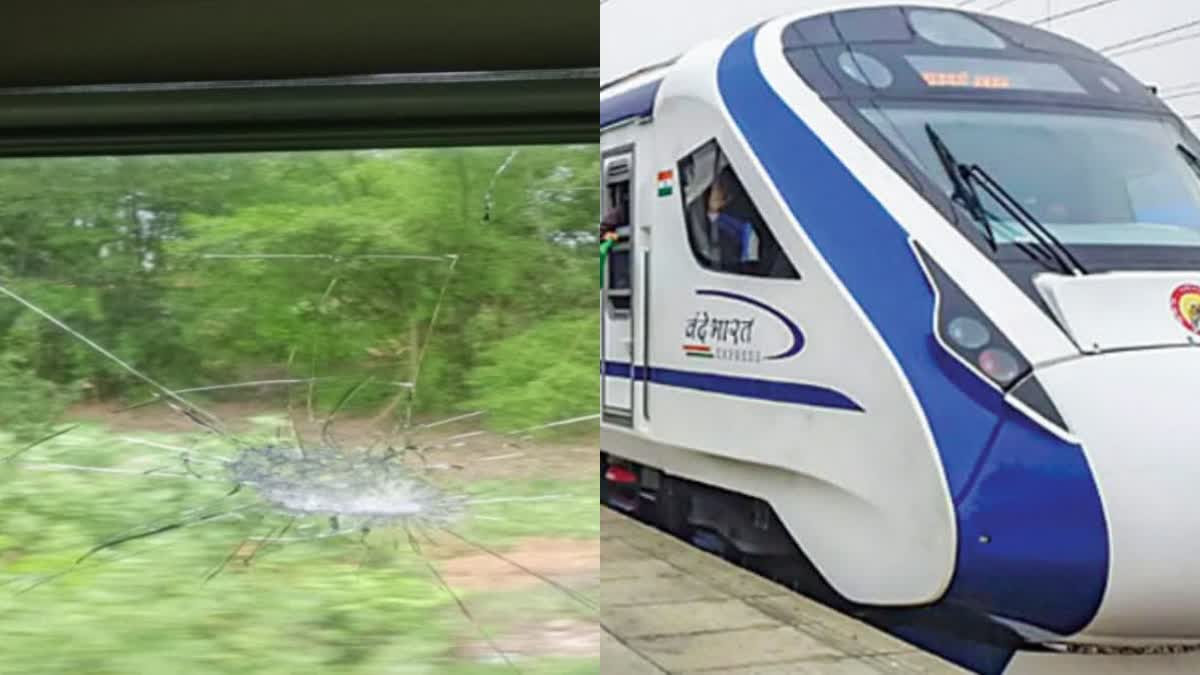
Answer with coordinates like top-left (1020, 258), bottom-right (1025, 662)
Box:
top-left (0, 420), bottom-right (598, 674)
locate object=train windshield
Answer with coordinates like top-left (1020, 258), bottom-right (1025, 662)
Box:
top-left (861, 106), bottom-right (1200, 249)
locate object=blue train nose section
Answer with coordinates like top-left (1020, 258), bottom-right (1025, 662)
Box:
top-left (946, 406), bottom-right (1109, 638)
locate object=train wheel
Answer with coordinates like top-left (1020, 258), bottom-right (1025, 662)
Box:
top-left (656, 475), bottom-right (690, 539)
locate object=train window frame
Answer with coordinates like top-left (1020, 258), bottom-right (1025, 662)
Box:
top-left (606, 245), bottom-right (633, 313)
top-left (676, 140), bottom-right (799, 279)
top-left (602, 150), bottom-right (635, 316)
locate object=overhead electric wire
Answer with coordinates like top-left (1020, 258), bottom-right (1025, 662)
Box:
top-left (1100, 19), bottom-right (1200, 54)
top-left (984, 0), bottom-right (1021, 11)
top-left (1160, 80), bottom-right (1200, 95)
top-left (1163, 87), bottom-right (1200, 101)
top-left (1107, 31), bottom-right (1200, 58)
top-left (1030, 0), bottom-right (1125, 26)
top-left (607, 5), bottom-right (1198, 98)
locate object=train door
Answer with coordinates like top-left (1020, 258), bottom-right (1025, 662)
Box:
top-left (601, 147), bottom-right (635, 425)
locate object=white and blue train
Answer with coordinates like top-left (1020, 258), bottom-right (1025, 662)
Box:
top-left (600, 4), bottom-right (1200, 673)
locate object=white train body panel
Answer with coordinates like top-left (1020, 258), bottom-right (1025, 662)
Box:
top-left (602, 4), bottom-right (1200, 673)
top-left (1037, 348), bottom-right (1200, 641)
top-left (609, 38), bottom-right (958, 604)
top-left (1035, 272), bottom-right (1200, 352)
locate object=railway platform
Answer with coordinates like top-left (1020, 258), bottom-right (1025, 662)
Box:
top-left (600, 507), bottom-right (970, 674)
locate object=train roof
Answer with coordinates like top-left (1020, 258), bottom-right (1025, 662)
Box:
top-left (601, 2), bottom-right (1161, 132)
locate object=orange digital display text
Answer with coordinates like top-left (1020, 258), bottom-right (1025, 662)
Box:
top-left (921, 71), bottom-right (1012, 89)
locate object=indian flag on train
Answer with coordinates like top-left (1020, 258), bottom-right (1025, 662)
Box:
top-left (657, 170), bottom-right (674, 197)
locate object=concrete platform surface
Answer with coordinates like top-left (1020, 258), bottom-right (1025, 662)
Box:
top-left (601, 508), bottom-right (971, 674)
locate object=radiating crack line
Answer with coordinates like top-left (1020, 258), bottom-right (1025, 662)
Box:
top-left (405, 526), bottom-right (521, 674)
top-left (443, 528), bottom-right (597, 611)
top-left (0, 285), bottom-right (228, 437)
top-left (2, 424), bottom-right (81, 463)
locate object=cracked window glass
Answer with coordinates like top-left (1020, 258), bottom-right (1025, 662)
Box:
top-left (0, 146), bottom-right (599, 674)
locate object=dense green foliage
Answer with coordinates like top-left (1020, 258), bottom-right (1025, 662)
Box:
top-left (0, 147), bottom-right (601, 673)
top-left (0, 352), bottom-right (72, 440)
top-left (0, 424), bottom-right (598, 675)
top-left (0, 146), bottom-right (600, 432)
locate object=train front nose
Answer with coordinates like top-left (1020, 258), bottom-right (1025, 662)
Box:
top-left (1038, 348), bottom-right (1200, 641)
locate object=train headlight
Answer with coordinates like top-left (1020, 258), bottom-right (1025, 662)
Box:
top-left (912, 242), bottom-right (1031, 388)
top-left (979, 348), bottom-right (1021, 385)
top-left (947, 317), bottom-right (990, 350)
top-left (913, 241), bottom-right (1072, 435)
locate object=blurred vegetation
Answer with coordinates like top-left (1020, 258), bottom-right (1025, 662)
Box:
top-left (0, 146), bottom-right (600, 434)
top-left (0, 353), bottom-right (72, 441)
top-left (0, 147), bottom-right (601, 673)
top-left (0, 424), bottom-right (598, 675)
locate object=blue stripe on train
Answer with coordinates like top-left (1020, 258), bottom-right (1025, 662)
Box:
top-left (602, 360), bottom-right (863, 412)
top-left (715, 24), bottom-right (1108, 668)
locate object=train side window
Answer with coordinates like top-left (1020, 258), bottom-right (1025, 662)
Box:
top-left (602, 153), bottom-right (634, 313)
top-left (608, 247), bottom-right (631, 290)
top-left (607, 247), bottom-right (632, 311)
top-left (604, 181), bottom-right (631, 228)
top-left (677, 141), bottom-right (799, 279)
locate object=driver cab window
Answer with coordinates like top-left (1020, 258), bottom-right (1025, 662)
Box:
top-left (678, 141), bottom-right (798, 279)
top-left (603, 155), bottom-right (633, 311)
top-left (604, 178), bottom-right (631, 232)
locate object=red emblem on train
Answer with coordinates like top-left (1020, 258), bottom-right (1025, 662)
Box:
top-left (1170, 284), bottom-right (1200, 335)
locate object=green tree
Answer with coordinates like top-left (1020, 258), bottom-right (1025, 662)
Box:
top-left (0, 146), bottom-right (600, 432)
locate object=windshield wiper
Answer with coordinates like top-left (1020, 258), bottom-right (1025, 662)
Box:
top-left (924, 124), bottom-right (997, 251)
top-left (1179, 144), bottom-right (1200, 177)
top-left (924, 124), bottom-right (1087, 276)
top-left (965, 165), bottom-right (1087, 276)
